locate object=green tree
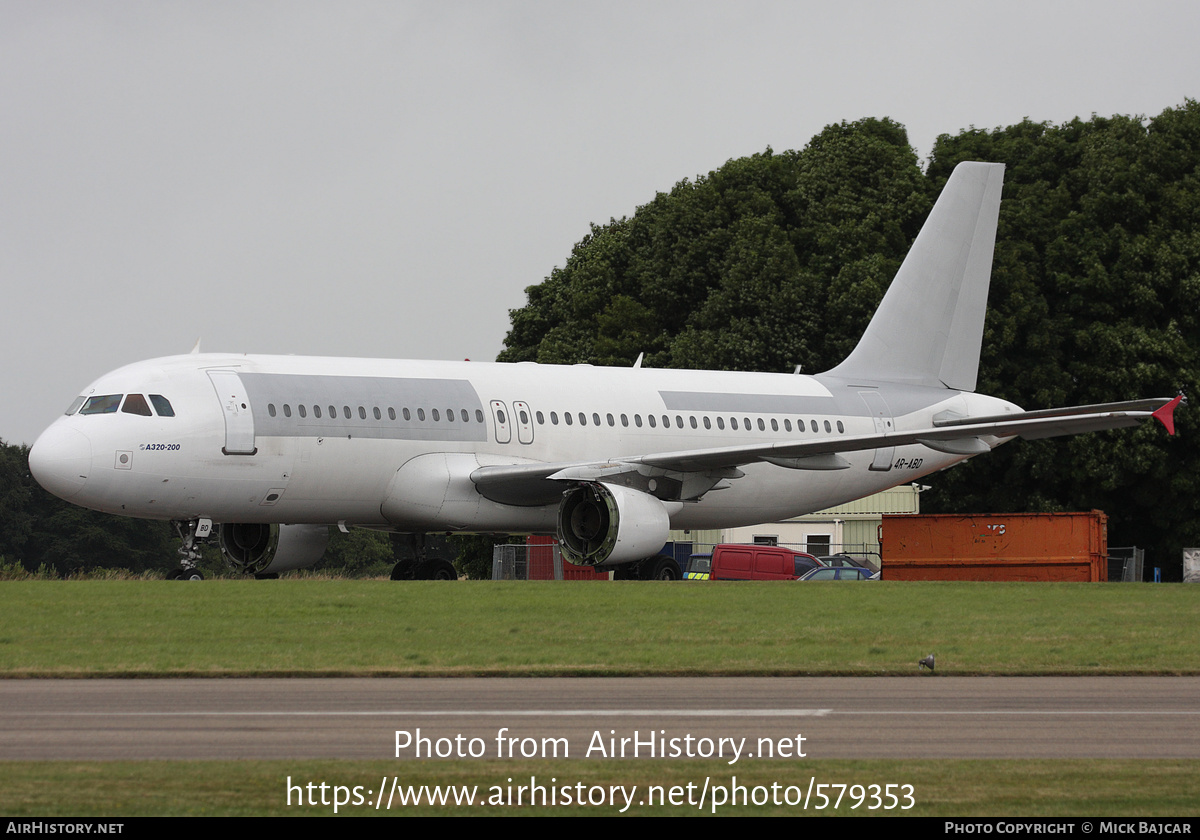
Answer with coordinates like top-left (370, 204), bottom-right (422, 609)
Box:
top-left (922, 105), bottom-right (1200, 572)
top-left (500, 118), bottom-right (930, 375)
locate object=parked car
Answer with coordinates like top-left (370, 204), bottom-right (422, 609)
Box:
top-left (708, 544), bottom-right (822, 581)
top-left (816, 553), bottom-right (879, 573)
top-left (685, 553), bottom-right (713, 580)
top-left (799, 566), bottom-right (875, 581)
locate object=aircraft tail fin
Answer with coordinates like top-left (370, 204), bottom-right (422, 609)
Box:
top-left (826, 161), bottom-right (1004, 392)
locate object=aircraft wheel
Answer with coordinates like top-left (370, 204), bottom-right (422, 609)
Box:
top-left (390, 559), bottom-right (416, 581)
top-left (429, 560), bottom-right (458, 581)
top-left (165, 568), bottom-right (183, 581)
top-left (254, 572), bottom-right (279, 580)
top-left (612, 565), bottom-right (638, 581)
top-left (644, 557), bottom-right (681, 581)
top-left (180, 568), bottom-right (204, 581)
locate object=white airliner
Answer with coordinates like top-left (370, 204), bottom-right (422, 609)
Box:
top-left (28, 162), bottom-right (1181, 580)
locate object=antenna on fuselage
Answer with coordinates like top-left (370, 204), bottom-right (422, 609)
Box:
top-left (633, 353), bottom-right (644, 369)
top-left (189, 337), bottom-right (201, 355)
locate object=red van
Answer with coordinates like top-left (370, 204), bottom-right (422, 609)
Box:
top-left (707, 544), bottom-right (822, 581)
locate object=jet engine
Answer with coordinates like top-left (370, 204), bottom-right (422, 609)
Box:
top-left (218, 523), bottom-right (331, 575)
top-left (557, 482), bottom-right (669, 566)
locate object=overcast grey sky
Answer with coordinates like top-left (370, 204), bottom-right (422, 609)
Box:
top-left (4, 0), bottom-right (1197, 445)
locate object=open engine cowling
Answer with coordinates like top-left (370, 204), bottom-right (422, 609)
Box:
top-left (218, 523), bottom-right (331, 574)
top-left (557, 482), bottom-right (669, 567)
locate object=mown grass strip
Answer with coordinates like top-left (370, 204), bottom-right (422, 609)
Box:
top-left (1, 758), bottom-right (1197, 816)
top-left (2, 580), bottom-right (1197, 676)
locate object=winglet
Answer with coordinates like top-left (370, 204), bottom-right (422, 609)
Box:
top-left (1152, 394), bottom-right (1185, 436)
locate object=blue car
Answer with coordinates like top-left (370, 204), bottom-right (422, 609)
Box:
top-left (799, 566), bottom-right (875, 581)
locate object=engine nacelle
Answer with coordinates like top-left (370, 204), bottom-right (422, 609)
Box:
top-left (557, 482), bottom-right (669, 567)
top-left (218, 523), bottom-right (331, 574)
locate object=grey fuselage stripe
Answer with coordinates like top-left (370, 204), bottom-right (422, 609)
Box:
top-left (658, 390), bottom-right (838, 415)
top-left (240, 373), bottom-right (488, 442)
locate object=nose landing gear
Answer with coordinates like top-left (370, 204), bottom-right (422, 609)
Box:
top-left (169, 518), bottom-right (213, 580)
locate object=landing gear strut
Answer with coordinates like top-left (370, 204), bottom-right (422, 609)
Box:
top-left (389, 533), bottom-right (458, 581)
top-left (170, 518), bottom-right (213, 581)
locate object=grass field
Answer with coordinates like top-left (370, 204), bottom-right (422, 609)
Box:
top-left (2, 758), bottom-right (1198, 817)
top-left (2, 578), bottom-right (1198, 817)
top-left (2, 579), bottom-right (1198, 676)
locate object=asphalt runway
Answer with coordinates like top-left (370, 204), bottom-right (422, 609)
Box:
top-left (3, 677), bottom-right (1198, 761)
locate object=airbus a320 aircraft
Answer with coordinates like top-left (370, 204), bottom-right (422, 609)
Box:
top-left (28, 162), bottom-right (1182, 580)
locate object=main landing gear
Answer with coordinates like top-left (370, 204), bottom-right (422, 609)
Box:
top-left (389, 533), bottom-right (459, 581)
top-left (612, 555), bottom-right (682, 581)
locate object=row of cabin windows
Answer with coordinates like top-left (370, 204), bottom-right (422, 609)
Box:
top-left (266, 401), bottom-right (847, 436)
top-left (267, 403), bottom-right (487, 424)
top-left (68, 394), bottom-right (176, 417)
top-left (531, 410), bottom-right (845, 435)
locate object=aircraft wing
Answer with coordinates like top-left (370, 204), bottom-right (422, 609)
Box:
top-left (469, 396), bottom-right (1181, 503)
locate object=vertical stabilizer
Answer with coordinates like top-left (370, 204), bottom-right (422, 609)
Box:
top-left (826, 161), bottom-right (1004, 392)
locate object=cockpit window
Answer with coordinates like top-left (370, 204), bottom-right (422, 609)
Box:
top-left (65, 396), bottom-right (86, 416)
top-left (149, 395), bottom-right (175, 417)
top-left (121, 394), bottom-right (153, 416)
top-left (80, 395), bottom-right (122, 415)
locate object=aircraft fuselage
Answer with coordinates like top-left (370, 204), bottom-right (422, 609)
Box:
top-left (29, 352), bottom-right (1016, 534)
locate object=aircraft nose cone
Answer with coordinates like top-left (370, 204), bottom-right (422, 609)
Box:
top-left (28, 423), bottom-right (92, 500)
